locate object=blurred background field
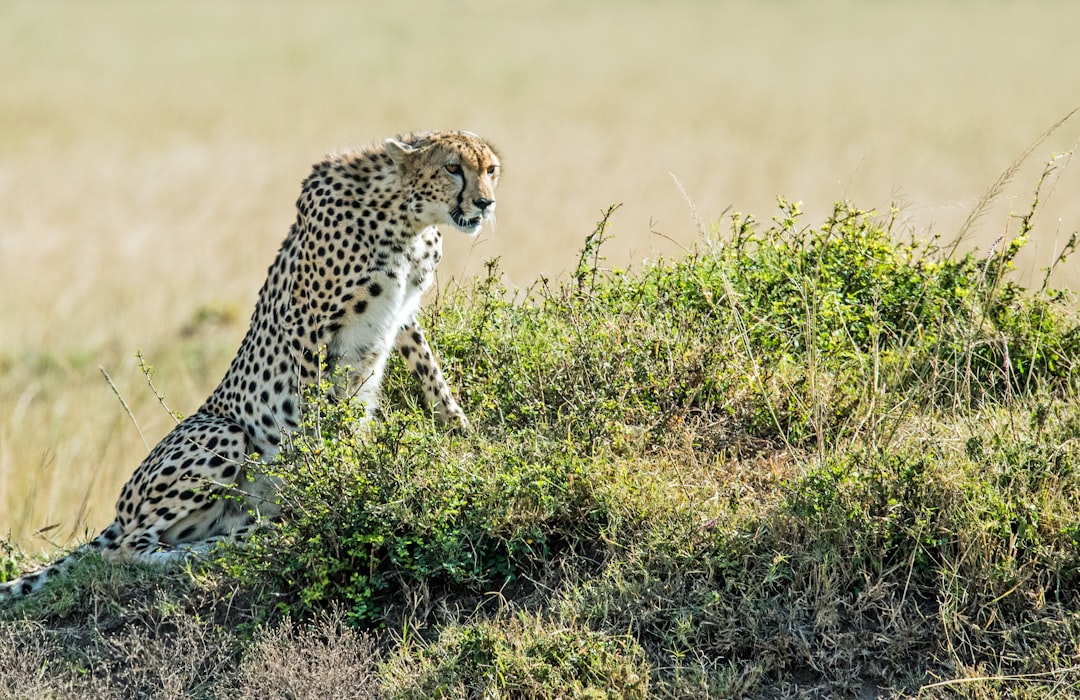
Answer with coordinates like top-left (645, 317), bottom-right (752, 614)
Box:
top-left (2, 0), bottom-right (1079, 549)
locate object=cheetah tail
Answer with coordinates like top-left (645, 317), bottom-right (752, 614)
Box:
top-left (0, 520), bottom-right (122, 602)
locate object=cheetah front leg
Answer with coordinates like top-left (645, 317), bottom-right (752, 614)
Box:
top-left (395, 316), bottom-right (469, 431)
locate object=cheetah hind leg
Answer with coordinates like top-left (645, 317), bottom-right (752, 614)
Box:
top-left (101, 415), bottom-right (279, 568)
top-left (2, 417), bottom-right (277, 601)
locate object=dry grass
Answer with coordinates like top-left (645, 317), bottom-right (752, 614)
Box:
top-left (0, 599), bottom-right (381, 700)
top-left (2, 0), bottom-right (1080, 550)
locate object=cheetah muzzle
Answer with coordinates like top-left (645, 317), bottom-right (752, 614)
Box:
top-left (450, 206), bottom-right (485, 234)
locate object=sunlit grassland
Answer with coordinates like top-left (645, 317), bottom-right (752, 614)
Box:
top-left (2, 0), bottom-right (1080, 549)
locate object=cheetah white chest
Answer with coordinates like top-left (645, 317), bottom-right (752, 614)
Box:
top-left (326, 227), bottom-right (442, 407)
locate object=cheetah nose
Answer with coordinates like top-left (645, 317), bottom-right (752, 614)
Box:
top-left (474, 198), bottom-right (494, 213)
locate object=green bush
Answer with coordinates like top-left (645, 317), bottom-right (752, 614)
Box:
top-left (383, 614), bottom-right (648, 700)
top-left (217, 393), bottom-right (605, 624)
top-left (211, 192), bottom-right (1079, 686)
top-left (424, 198), bottom-right (1079, 453)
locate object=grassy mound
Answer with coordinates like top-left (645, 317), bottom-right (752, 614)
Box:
top-left (4, 195), bottom-right (1080, 698)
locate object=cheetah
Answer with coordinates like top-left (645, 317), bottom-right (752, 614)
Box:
top-left (1, 130), bottom-right (501, 599)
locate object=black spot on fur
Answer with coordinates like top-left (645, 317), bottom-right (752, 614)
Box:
top-left (175, 525), bottom-right (198, 542)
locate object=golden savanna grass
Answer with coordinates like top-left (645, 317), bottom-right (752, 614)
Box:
top-left (2, 0), bottom-right (1079, 550)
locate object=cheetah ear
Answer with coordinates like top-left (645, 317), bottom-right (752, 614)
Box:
top-left (385, 138), bottom-right (417, 163)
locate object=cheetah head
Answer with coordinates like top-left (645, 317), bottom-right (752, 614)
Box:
top-left (386, 131), bottom-right (501, 236)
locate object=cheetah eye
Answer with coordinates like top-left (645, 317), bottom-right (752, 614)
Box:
top-left (444, 164), bottom-right (463, 176)
top-left (486, 165), bottom-right (497, 175)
